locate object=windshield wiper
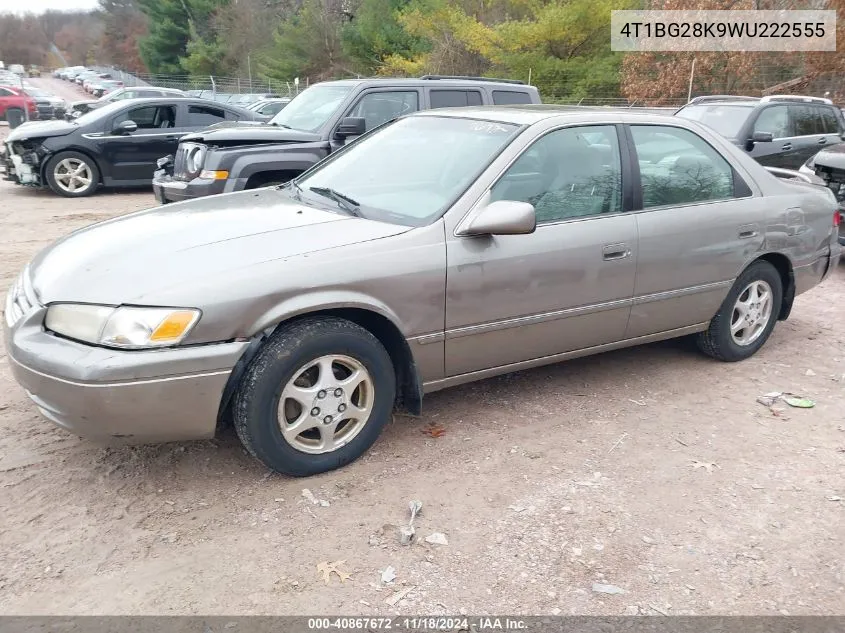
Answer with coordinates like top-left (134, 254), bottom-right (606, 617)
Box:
top-left (308, 186), bottom-right (361, 217)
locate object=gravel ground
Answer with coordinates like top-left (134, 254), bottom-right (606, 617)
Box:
top-left (0, 79), bottom-right (843, 616)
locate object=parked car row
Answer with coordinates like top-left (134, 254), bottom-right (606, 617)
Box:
top-left (2, 96), bottom-right (841, 475)
top-left (0, 72), bottom-right (66, 126)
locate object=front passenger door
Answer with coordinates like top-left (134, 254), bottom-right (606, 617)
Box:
top-left (749, 105), bottom-right (794, 168)
top-left (444, 124), bottom-right (637, 376)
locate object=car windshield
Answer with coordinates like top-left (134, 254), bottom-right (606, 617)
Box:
top-left (269, 84), bottom-right (353, 132)
top-left (295, 115), bottom-right (519, 226)
top-left (675, 104), bottom-right (754, 138)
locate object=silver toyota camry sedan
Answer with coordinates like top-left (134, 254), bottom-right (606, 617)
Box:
top-left (4, 106), bottom-right (841, 476)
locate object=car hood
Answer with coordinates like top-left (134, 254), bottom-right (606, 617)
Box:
top-left (28, 188), bottom-right (410, 305)
top-left (180, 124), bottom-right (321, 145)
top-left (5, 119), bottom-right (77, 142)
top-left (811, 142), bottom-right (845, 170)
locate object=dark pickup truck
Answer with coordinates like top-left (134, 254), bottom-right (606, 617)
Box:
top-left (151, 75), bottom-right (541, 204)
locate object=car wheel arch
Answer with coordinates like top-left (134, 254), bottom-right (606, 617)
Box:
top-left (217, 301), bottom-right (423, 433)
top-left (40, 147), bottom-right (104, 184)
top-left (737, 252), bottom-right (794, 321)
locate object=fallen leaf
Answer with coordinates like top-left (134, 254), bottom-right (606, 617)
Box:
top-left (421, 423), bottom-right (446, 438)
top-left (317, 560), bottom-right (352, 584)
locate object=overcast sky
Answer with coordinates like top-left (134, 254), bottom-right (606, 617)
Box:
top-left (0, 0), bottom-right (100, 14)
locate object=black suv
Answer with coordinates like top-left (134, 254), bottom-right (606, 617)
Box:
top-left (152, 75), bottom-right (541, 203)
top-left (675, 95), bottom-right (845, 170)
top-left (1, 97), bottom-right (259, 197)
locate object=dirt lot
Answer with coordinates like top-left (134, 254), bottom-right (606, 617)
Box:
top-left (0, 80), bottom-right (843, 616)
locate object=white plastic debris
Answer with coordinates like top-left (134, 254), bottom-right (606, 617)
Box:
top-left (592, 583), bottom-right (628, 595)
top-left (424, 532), bottom-right (448, 546)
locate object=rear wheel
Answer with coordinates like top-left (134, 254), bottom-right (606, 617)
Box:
top-left (233, 317), bottom-right (395, 476)
top-left (697, 260), bottom-right (783, 362)
top-left (44, 151), bottom-right (99, 197)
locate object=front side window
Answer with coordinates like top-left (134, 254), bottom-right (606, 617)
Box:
top-left (491, 125), bottom-right (622, 223)
top-left (345, 91), bottom-right (419, 131)
top-left (269, 84), bottom-right (353, 132)
top-left (296, 116), bottom-right (517, 226)
top-left (631, 125), bottom-right (735, 209)
top-left (753, 105), bottom-right (790, 138)
top-left (820, 107), bottom-right (840, 134)
top-left (115, 105), bottom-right (176, 130)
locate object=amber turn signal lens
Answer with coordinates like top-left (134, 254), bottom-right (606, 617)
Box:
top-left (150, 310), bottom-right (199, 342)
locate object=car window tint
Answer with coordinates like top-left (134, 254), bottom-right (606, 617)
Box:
top-left (820, 107), bottom-right (839, 134)
top-left (491, 125), bottom-right (622, 223)
top-left (792, 105), bottom-right (821, 136)
top-left (116, 105), bottom-right (177, 130)
top-left (187, 105), bottom-right (227, 126)
top-left (753, 106), bottom-right (789, 138)
top-left (492, 90), bottom-right (533, 105)
top-left (429, 90), bottom-right (483, 108)
top-left (346, 91), bottom-right (418, 131)
top-left (630, 125), bottom-right (735, 209)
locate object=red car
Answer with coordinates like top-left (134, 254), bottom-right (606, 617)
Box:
top-left (0, 85), bottom-right (37, 125)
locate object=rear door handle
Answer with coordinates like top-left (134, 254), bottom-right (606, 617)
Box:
top-left (602, 243), bottom-right (631, 260)
top-left (781, 143), bottom-right (792, 151)
top-left (818, 137), bottom-right (828, 145)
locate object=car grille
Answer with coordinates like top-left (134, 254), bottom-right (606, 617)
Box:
top-left (4, 269), bottom-right (39, 328)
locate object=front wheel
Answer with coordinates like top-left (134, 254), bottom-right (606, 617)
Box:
top-left (44, 151), bottom-right (100, 197)
top-left (697, 260), bottom-right (783, 362)
top-left (233, 317), bottom-right (396, 476)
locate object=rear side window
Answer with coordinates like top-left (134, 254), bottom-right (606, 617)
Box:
top-left (492, 90), bottom-right (533, 105)
top-left (819, 107), bottom-right (840, 134)
top-left (630, 125), bottom-right (735, 208)
top-left (792, 105), bottom-right (821, 136)
top-left (429, 90), bottom-right (483, 108)
top-left (187, 105), bottom-right (227, 126)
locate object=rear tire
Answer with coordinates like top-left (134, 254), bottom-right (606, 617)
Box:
top-left (44, 151), bottom-right (99, 197)
top-left (697, 260), bottom-right (783, 362)
top-left (233, 317), bottom-right (395, 476)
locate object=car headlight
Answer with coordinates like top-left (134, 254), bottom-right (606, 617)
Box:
top-left (45, 304), bottom-right (201, 349)
top-left (185, 145), bottom-right (206, 174)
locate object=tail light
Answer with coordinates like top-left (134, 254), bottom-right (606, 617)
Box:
top-left (835, 209), bottom-right (842, 227)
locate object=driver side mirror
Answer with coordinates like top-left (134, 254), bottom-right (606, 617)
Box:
top-left (751, 131), bottom-right (773, 143)
top-left (458, 200), bottom-right (536, 236)
top-left (335, 117), bottom-right (366, 139)
top-left (112, 120), bottom-right (138, 135)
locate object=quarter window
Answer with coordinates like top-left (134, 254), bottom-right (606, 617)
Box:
top-left (630, 125), bottom-right (735, 209)
top-left (429, 90), bottom-right (483, 108)
top-left (346, 91), bottom-right (419, 132)
top-left (753, 105), bottom-right (790, 138)
top-left (491, 125), bottom-right (622, 223)
top-left (492, 90), bottom-right (533, 105)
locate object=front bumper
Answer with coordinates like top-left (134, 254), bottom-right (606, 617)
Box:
top-left (4, 305), bottom-right (250, 443)
top-left (152, 170), bottom-right (230, 204)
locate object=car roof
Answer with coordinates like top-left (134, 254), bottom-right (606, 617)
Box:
top-left (411, 104), bottom-right (693, 126)
top-left (680, 101), bottom-right (759, 108)
top-left (317, 77), bottom-right (536, 90)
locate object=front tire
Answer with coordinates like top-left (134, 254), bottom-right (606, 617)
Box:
top-left (697, 260), bottom-right (783, 362)
top-left (44, 151), bottom-right (99, 197)
top-left (233, 317), bottom-right (396, 476)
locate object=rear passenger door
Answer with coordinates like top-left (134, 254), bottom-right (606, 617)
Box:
top-left (626, 124), bottom-right (762, 339)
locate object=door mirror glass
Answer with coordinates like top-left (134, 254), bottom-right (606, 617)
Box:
top-left (335, 117), bottom-right (366, 138)
top-left (461, 200), bottom-right (536, 236)
top-left (751, 131), bottom-right (773, 143)
top-left (113, 119), bottom-right (138, 135)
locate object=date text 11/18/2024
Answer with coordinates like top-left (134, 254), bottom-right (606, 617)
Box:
top-left (307, 617), bottom-right (528, 630)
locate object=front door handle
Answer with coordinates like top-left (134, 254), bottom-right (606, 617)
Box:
top-left (602, 243), bottom-right (631, 261)
top-left (818, 137), bottom-right (828, 145)
top-left (781, 143), bottom-right (792, 151)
